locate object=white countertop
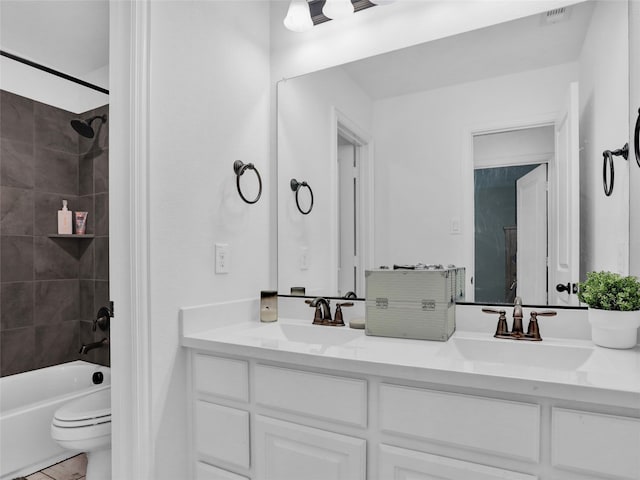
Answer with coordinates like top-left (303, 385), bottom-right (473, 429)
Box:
top-left (181, 314), bottom-right (640, 410)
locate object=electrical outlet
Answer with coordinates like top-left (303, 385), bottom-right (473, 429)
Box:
top-left (215, 243), bottom-right (230, 274)
top-left (299, 246), bottom-right (309, 270)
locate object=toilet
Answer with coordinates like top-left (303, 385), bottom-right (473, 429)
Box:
top-left (51, 387), bottom-right (111, 480)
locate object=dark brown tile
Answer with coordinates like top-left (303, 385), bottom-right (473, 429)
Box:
top-left (34, 192), bottom-right (79, 236)
top-left (34, 280), bottom-right (80, 325)
top-left (0, 282), bottom-right (34, 330)
top-left (0, 90), bottom-right (34, 144)
top-left (33, 101), bottom-right (78, 154)
top-left (34, 237), bottom-right (79, 280)
top-left (34, 148), bottom-right (79, 195)
top-left (93, 280), bottom-right (109, 313)
top-left (94, 237), bottom-right (109, 281)
top-left (79, 241), bottom-right (95, 279)
top-left (78, 151), bottom-right (94, 196)
top-left (0, 138), bottom-right (34, 188)
top-left (0, 326), bottom-right (36, 376)
top-left (94, 193), bottom-right (108, 236)
top-left (34, 320), bottom-right (78, 368)
top-left (1, 187), bottom-right (34, 235)
top-left (79, 280), bottom-right (94, 320)
top-left (93, 148), bottom-right (108, 194)
top-left (0, 236), bottom-right (33, 281)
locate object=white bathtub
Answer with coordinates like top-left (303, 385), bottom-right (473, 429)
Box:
top-left (0, 360), bottom-right (110, 480)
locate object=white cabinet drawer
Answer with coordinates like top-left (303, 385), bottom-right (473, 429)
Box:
top-left (255, 364), bottom-right (367, 428)
top-left (552, 408), bottom-right (640, 479)
top-left (194, 354), bottom-right (249, 402)
top-left (196, 462), bottom-right (249, 480)
top-left (195, 401), bottom-right (250, 469)
top-left (255, 415), bottom-right (366, 480)
top-left (379, 444), bottom-right (538, 480)
top-left (379, 384), bottom-right (540, 462)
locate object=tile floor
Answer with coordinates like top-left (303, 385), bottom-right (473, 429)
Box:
top-left (19, 454), bottom-right (87, 480)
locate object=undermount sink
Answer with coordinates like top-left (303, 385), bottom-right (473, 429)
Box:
top-left (445, 336), bottom-right (593, 370)
top-left (250, 322), bottom-right (363, 346)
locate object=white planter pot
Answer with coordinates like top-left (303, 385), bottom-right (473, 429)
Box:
top-left (588, 308), bottom-right (640, 349)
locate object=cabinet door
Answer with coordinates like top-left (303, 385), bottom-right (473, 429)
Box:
top-left (379, 444), bottom-right (538, 480)
top-left (254, 415), bottom-right (366, 480)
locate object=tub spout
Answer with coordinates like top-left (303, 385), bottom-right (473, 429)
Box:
top-left (79, 337), bottom-right (108, 354)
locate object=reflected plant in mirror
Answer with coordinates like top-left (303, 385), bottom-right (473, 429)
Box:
top-left (277, 1), bottom-right (631, 307)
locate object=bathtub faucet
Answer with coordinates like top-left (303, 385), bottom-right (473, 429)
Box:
top-left (79, 337), bottom-right (108, 354)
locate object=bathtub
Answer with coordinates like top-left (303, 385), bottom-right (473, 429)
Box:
top-left (0, 360), bottom-right (110, 480)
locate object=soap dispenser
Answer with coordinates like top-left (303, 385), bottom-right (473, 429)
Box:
top-left (57, 200), bottom-right (72, 234)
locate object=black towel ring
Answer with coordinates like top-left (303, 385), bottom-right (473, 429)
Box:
top-left (290, 178), bottom-right (314, 215)
top-left (233, 160), bottom-right (262, 204)
top-left (602, 143), bottom-right (628, 197)
top-left (634, 108), bottom-right (640, 168)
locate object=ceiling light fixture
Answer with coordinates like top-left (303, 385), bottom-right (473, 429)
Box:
top-left (284, 0), bottom-right (313, 32)
top-left (322, 0), bottom-right (354, 20)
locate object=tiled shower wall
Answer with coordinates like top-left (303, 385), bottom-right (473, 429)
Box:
top-left (0, 90), bottom-right (109, 376)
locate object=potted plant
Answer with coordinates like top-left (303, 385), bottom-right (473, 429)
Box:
top-left (578, 271), bottom-right (640, 349)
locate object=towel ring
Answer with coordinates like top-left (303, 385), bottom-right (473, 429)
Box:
top-left (290, 178), bottom-right (314, 215)
top-left (602, 143), bottom-right (628, 197)
top-left (233, 160), bottom-right (262, 204)
top-left (634, 108), bottom-right (640, 168)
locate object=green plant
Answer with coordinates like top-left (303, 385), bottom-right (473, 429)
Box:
top-left (578, 271), bottom-right (640, 311)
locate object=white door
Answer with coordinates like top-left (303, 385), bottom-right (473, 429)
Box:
top-left (338, 142), bottom-right (359, 296)
top-left (550, 82), bottom-right (580, 305)
top-left (255, 415), bottom-right (366, 480)
top-left (516, 164), bottom-right (548, 304)
top-left (379, 444), bottom-right (537, 480)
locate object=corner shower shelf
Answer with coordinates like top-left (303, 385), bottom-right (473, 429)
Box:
top-left (48, 234), bottom-right (95, 239)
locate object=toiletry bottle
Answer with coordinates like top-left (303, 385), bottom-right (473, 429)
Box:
top-left (58, 200), bottom-right (72, 234)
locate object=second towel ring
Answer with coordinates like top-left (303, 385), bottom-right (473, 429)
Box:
top-left (602, 143), bottom-right (628, 197)
top-left (233, 160), bottom-right (262, 204)
top-left (290, 178), bottom-right (314, 215)
top-left (634, 108), bottom-right (640, 168)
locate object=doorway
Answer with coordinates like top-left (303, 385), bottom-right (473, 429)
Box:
top-left (473, 125), bottom-right (554, 304)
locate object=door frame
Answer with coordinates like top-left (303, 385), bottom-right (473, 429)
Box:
top-left (330, 107), bottom-right (374, 297)
top-left (462, 113), bottom-right (557, 303)
top-left (109, 1), bottom-right (154, 478)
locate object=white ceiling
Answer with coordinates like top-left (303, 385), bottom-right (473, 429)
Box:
top-left (0, 0), bottom-right (109, 84)
top-left (341, 1), bottom-right (594, 100)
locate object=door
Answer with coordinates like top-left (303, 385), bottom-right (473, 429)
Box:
top-left (254, 415), bottom-right (366, 480)
top-left (338, 140), bottom-right (359, 296)
top-left (516, 164), bottom-right (548, 304)
top-left (550, 82), bottom-right (580, 305)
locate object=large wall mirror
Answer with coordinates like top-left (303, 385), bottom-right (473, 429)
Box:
top-left (277, 0), bottom-right (630, 306)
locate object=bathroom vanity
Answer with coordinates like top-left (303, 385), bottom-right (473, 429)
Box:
top-left (181, 302), bottom-right (640, 480)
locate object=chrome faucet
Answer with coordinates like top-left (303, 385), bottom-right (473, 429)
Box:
top-left (79, 337), bottom-right (108, 354)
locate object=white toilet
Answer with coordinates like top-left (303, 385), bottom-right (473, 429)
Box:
top-left (51, 387), bottom-right (111, 480)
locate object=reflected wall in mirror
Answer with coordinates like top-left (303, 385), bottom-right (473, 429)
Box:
top-left (277, 0), bottom-right (630, 305)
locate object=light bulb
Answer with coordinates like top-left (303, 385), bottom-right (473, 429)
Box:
top-left (322, 0), bottom-right (354, 20)
top-left (284, 0), bottom-right (313, 33)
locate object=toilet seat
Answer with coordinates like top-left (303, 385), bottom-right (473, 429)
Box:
top-left (53, 388), bottom-right (111, 427)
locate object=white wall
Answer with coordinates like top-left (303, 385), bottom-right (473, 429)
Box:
top-left (578, 0), bottom-right (629, 276)
top-left (147, 2), bottom-right (271, 477)
top-left (372, 63), bottom-right (578, 270)
top-left (278, 68), bottom-right (373, 295)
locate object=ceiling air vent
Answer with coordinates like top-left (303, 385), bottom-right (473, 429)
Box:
top-left (544, 7), bottom-right (569, 25)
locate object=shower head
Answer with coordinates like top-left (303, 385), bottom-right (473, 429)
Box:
top-left (70, 114), bottom-right (107, 139)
